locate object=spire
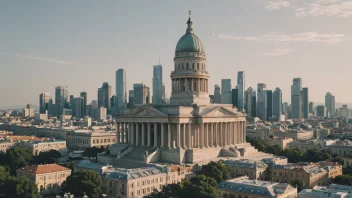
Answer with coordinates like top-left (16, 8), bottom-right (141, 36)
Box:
top-left (186, 10), bottom-right (193, 33)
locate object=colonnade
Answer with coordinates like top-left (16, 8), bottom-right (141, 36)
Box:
top-left (116, 121), bottom-right (246, 149)
top-left (172, 78), bottom-right (208, 93)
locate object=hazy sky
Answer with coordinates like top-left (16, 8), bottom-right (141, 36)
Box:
top-left (1, 0), bottom-right (351, 107)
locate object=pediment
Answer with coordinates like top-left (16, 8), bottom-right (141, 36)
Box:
top-left (201, 107), bottom-right (236, 117)
top-left (130, 107), bottom-right (167, 117)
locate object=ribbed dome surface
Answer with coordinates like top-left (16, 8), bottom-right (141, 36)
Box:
top-left (175, 33), bottom-right (205, 53)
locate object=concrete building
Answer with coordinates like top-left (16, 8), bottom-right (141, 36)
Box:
top-left (133, 83), bottom-right (150, 105)
top-left (152, 65), bottom-right (163, 104)
top-left (90, 107), bottom-right (107, 121)
top-left (223, 159), bottom-right (269, 180)
top-left (273, 88), bottom-right (282, 121)
top-left (66, 130), bottom-right (117, 150)
top-left (257, 83), bottom-right (267, 121)
top-left (291, 78), bottom-right (302, 120)
top-left (214, 84), bottom-right (221, 104)
top-left (98, 82), bottom-right (112, 114)
top-left (316, 105), bottom-right (326, 118)
top-left (39, 93), bottom-right (52, 114)
top-left (55, 86), bottom-right (69, 117)
top-left (262, 137), bottom-right (294, 150)
top-left (72, 97), bottom-right (84, 119)
top-left (244, 87), bottom-right (256, 117)
top-left (325, 92), bottom-right (335, 118)
top-left (302, 88), bottom-right (309, 119)
top-left (22, 103), bottom-right (34, 118)
top-left (237, 71), bottom-right (245, 111)
top-left (112, 13), bottom-right (252, 165)
top-left (17, 164), bottom-right (71, 194)
top-left (267, 90), bottom-right (273, 120)
top-left (299, 184), bottom-right (352, 198)
top-left (116, 69), bottom-right (127, 112)
top-left (218, 176), bottom-right (297, 198)
top-left (19, 140), bottom-right (67, 156)
top-left (221, 79), bottom-right (232, 104)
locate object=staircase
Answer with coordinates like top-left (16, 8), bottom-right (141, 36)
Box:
top-left (111, 147), bottom-right (157, 169)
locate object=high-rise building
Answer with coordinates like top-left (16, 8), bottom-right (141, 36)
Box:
top-left (282, 102), bottom-right (289, 120)
top-left (72, 97), bottom-right (84, 119)
top-left (152, 65), bottom-right (163, 104)
top-left (309, 102), bottom-right (314, 115)
top-left (302, 88), bottom-right (309, 119)
top-left (91, 100), bottom-right (98, 108)
top-left (133, 83), bottom-right (150, 105)
top-left (325, 92), bottom-right (335, 118)
top-left (291, 78), bottom-right (302, 119)
top-left (128, 90), bottom-right (134, 108)
top-left (266, 90), bottom-right (273, 120)
top-left (221, 79), bottom-right (232, 104)
top-left (232, 88), bottom-right (238, 108)
top-left (22, 104), bottom-right (34, 118)
top-left (48, 99), bottom-right (55, 117)
top-left (116, 69), bottom-right (126, 112)
top-left (98, 82), bottom-right (112, 113)
top-left (251, 91), bottom-right (256, 118)
top-left (162, 83), bottom-right (166, 102)
top-left (214, 85), bottom-right (221, 104)
top-left (257, 83), bottom-right (267, 121)
top-left (237, 71), bottom-right (245, 111)
top-left (244, 87), bottom-right (255, 117)
top-left (39, 93), bottom-right (52, 114)
top-left (273, 88), bottom-right (282, 121)
top-left (316, 105), bottom-right (327, 118)
top-left (55, 86), bottom-right (69, 117)
top-left (110, 95), bottom-right (118, 115)
top-left (80, 92), bottom-right (87, 116)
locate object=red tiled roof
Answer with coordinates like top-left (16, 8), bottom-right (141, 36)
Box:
top-left (17, 164), bottom-right (70, 174)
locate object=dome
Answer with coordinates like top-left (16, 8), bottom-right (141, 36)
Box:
top-left (175, 12), bottom-right (205, 53)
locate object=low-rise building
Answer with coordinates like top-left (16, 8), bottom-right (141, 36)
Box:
top-left (66, 130), bottom-right (116, 150)
top-left (19, 140), bottom-right (67, 156)
top-left (343, 157), bottom-right (352, 167)
top-left (16, 164), bottom-right (72, 194)
top-left (274, 130), bottom-right (314, 140)
top-left (262, 137), bottom-right (294, 149)
top-left (223, 159), bottom-right (268, 180)
top-left (217, 176), bottom-right (298, 198)
top-left (0, 141), bottom-right (16, 153)
top-left (298, 183), bottom-right (352, 198)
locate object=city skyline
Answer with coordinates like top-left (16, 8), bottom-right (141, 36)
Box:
top-left (1, 1), bottom-right (352, 107)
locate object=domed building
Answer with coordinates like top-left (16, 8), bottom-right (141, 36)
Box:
top-left (108, 13), bottom-right (260, 166)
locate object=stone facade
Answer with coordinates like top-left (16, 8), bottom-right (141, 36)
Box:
top-left (66, 131), bottom-right (116, 150)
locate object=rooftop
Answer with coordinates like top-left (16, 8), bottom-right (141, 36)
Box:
top-left (18, 164), bottom-right (71, 174)
top-left (104, 167), bottom-right (166, 181)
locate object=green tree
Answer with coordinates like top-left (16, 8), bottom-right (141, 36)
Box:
top-left (343, 165), bottom-right (352, 175)
top-left (60, 161), bottom-right (77, 170)
top-left (200, 161), bottom-right (231, 183)
top-left (333, 175), bottom-right (352, 186)
top-left (62, 170), bottom-right (102, 198)
top-left (32, 149), bottom-right (62, 164)
top-left (181, 179), bottom-right (219, 198)
top-left (5, 147), bottom-right (32, 174)
top-left (4, 176), bottom-right (39, 198)
top-left (145, 183), bottom-right (182, 198)
top-left (82, 147), bottom-right (104, 158)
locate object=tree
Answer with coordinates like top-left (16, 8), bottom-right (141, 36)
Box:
top-left (200, 161), bottom-right (231, 183)
top-left (60, 161), bottom-right (77, 170)
top-left (343, 165), bottom-right (352, 175)
top-left (5, 147), bottom-right (32, 174)
top-left (145, 183), bottom-right (183, 198)
top-left (333, 175), bottom-right (352, 186)
top-left (62, 170), bottom-right (102, 198)
top-left (82, 147), bottom-right (104, 158)
top-left (32, 149), bottom-right (62, 164)
top-left (4, 176), bottom-right (39, 198)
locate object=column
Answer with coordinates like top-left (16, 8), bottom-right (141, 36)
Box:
top-left (167, 123), bottom-right (171, 148)
top-left (185, 79), bottom-right (188, 92)
top-left (116, 123), bottom-right (120, 144)
top-left (182, 124), bottom-right (186, 149)
top-left (126, 123), bottom-right (129, 144)
top-left (204, 123), bottom-right (208, 148)
top-left (177, 124), bottom-right (181, 148)
top-left (122, 123), bottom-right (125, 144)
top-left (210, 123), bottom-right (214, 147)
top-left (224, 122), bottom-right (228, 146)
top-left (154, 123), bottom-right (158, 147)
top-left (161, 123), bottom-right (165, 147)
top-left (215, 122), bottom-right (218, 146)
top-left (237, 122), bottom-right (241, 144)
top-left (188, 123), bottom-right (192, 148)
top-left (197, 79), bottom-right (200, 92)
top-left (131, 123), bottom-right (135, 146)
top-left (243, 121), bottom-right (246, 143)
top-left (135, 123), bottom-right (139, 146)
top-left (141, 123), bottom-right (145, 146)
top-left (147, 123), bottom-right (151, 147)
top-left (200, 123), bottom-right (204, 148)
top-left (191, 79), bottom-right (194, 92)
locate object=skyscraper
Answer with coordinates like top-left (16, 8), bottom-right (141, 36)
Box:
top-left (98, 82), bottom-right (112, 113)
top-left (257, 83), bottom-right (267, 121)
top-left (325, 92), bottom-right (335, 118)
top-left (221, 79), bottom-right (232, 104)
top-left (116, 69), bottom-right (126, 112)
top-left (302, 87), bottom-right (309, 119)
top-left (251, 91), bottom-right (256, 118)
top-left (244, 87), bottom-right (255, 117)
top-left (152, 65), bottom-right (163, 104)
top-left (266, 90), bottom-right (273, 120)
top-left (273, 88), bottom-right (282, 121)
top-left (128, 90), bottom-right (134, 108)
top-left (282, 102), bottom-right (289, 120)
top-left (316, 105), bottom-right (327, 118)
top-left (232, 88), bottom-right (238, 108)
top-left (237, 71), bottom-right (245, 111)
top-left (133, 83), bottom-right (150, 105)
top-left (309, 102), bottom-right (314, 115)
top-left (55, 86), bottom-right (69, 117)
top-left (291, 78), bottom-right (302, 119)
top-left (214, 85), bottom-right (221, 104)
top-left (72, 97), bottom-right (84, 119)
top-left (80, 91), bottom-right (87, 116)
top-left (39, 93), bottom-right (51, 114)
